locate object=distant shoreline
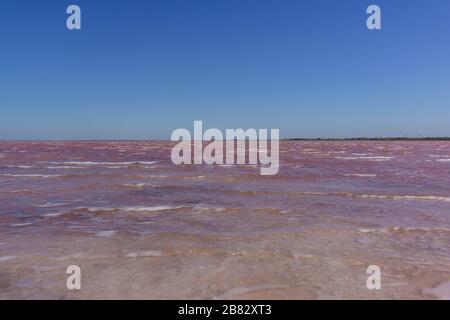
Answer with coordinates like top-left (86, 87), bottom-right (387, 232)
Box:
top-left (1, 137), bottom-right (450, 142)
top-left (284, 137), bottom-right (450, 141)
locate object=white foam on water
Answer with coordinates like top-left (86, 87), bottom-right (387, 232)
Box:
top-left (6, 165), bottom-right (33, 169)
top-left (9, 223), bottom-right (33, 227)
top-left (123, 183), bottom-right (157, 188)
top-left (193, 205), bottom-right (227, 212)
top-left (78, 205), bottom-right (187, 213)
top-left (0, 174), bottom-right (62, 178)
top-left (300, 191), bottom-right (450, 203)
top-left (44, 161), bottom-right (159, 166)
top-left (0, 256), bottom-right (16, 262)
top-left (138, 174), bottom-right (170, 178)
top-left (358, 227), bottom-right (397, 234)
top-left (9, 189), bottom-right (40, 193)
top-left (298, 191), bottom-right (328, 196)
top-left (342, 174), bottom-right (377, 178)
top-left (124, 250), bottom-right (164, 258)
top-left (33, 202), bottom-right (67, 208)
top-left (79, 207), bottom-right (118, 213)
top-left (336, 156), bottom-right (395, 161)
top-left (123, 206), bottom-right (186, 212)
top-left (47, 166), bottom-right (88, 169)
top-left (358, 227), bottom-right (450, 234)
top-left (336, 157), bottom-right (361, 160)
top-left (95, 230), bottom-right (118, 237)
top-left (41, 212), bottom-right (67, 218)
top-left (357, 194), bottom-right (450, 203)
top-left (184, 175), bottom-right (206, 180)
top-left (436, 159), bottom-right (450, 162)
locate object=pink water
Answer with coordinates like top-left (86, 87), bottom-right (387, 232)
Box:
top-left (1, 141), bottom-right (449, 299)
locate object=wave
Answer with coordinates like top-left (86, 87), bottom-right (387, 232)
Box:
top-left (40, 212), bottom-right (67, 218)
top-left (359, 226), bottom-right (450, 234)
top-left (356, 194), bottom-right (450, 203)
top-left (342, 174), bottom-right (377, 178)
top-left (0, 174), bottom-right (62, 178)
top-left (262, 190), bottom-right (450, 203)
top-left (9, 222), bottom-right (33, 227)
top-left (47, 166), bottom-right (88, 169)
top-left (294, 191), bottom-right (450, 203)
top-left (77, 205), bottom-right (187, 213)
top-left (192, 205), bottom-right (227, 212)
top-left (95, 230), bottom-right (118, 237)
top-left (124, 250), bottom-right (164, 258)
top-left (436, 159), bottom-right (450, 162)
top-left (44, 161), bottom-right (159, 166)
top-left (123, 206), bottom-right (187, 212)
top-left (76, 207), bottom-right (117, 213)
top-left (335, 156), bottom-right (395, 161)
top-left (4, 165), bottom-right (33, 169)
top-left (123, 183), bottom-right (158, 188)
top-left (33, 202), bottom-right (68, 208)
top-left (119, 185), bottom-right (450, 204)
top-left (8, 189), bottom-right (40, 193)
top-left (138, 175), bottom-right (170, 178)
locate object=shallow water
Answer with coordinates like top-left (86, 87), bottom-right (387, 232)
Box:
top-left (0, 141), bottom-right (449, 299)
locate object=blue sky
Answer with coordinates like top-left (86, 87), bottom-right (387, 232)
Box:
top-left (1, 0), bottom-right (449, 139)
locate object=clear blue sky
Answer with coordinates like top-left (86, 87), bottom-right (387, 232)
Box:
top-left (1, 0), bottom-right (449, 139)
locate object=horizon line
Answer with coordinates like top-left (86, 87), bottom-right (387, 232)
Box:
top-left (1, 137), bottom-right (450, 142)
